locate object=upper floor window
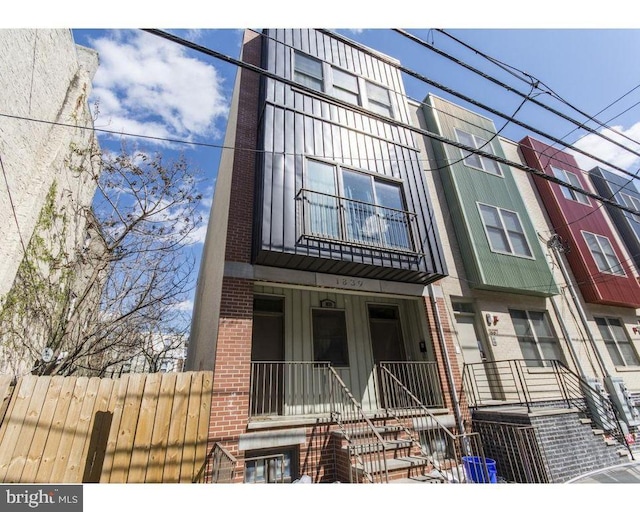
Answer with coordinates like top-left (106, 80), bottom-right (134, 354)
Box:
top-left (595, 317), bottom-right (640, 367)
top-left (454, 129), bottom-right (502, 176)
top-left (510, 309), bottom-right (563, 367)
top-left (551, 166), bottom-right (590, 205)
top-left (582, 231), bottom-right (625, 276)
top-left (302, 159), bottom-right (413, 251)
top-left (620, 192), bottom-right (640, 223)
top-left (293, 51), bottom-right (394, 118)
top-left (366, 81), bottom-right (392, 117)
top-left (294, 52), bottom-right (323, 92)
top-left (331, 67), bottom-right (359, 105)
top-left (478, 203), bottom-right (533, 258)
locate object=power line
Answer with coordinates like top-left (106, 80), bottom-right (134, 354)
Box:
top-left (142, 29), bottom-right (640, 221)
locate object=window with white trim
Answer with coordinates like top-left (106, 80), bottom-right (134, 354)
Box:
top-left (293, 51), bottom-right (394, 118)
top-left (620, 192), bottom-right (640, 223)
top-left (582, 231), bottom-right (625, 276)
top-left (595, 317), bottom-right (640, 367)
top-left (510, 309), bottom-right (563, 367)
top-left (454, 128), bottom-right (502, 176)
top-left (551, 166), bottom-right (590, 205)
top-left (478, 203), bottom-right (533, 258)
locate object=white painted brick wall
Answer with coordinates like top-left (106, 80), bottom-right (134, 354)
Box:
top-left (0, 29), bottom-right (99, 299)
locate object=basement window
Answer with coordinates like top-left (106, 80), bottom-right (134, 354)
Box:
top-left (244, 447), bottom-right (298, 483)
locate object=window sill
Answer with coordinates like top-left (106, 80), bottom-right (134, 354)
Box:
top-left (614, 366), bottom-right (640, 373)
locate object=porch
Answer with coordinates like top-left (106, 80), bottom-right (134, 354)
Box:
top-left (248, 360), bottom-right (445, 420)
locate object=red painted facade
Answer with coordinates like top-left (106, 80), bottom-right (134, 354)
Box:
top-left (519, 136), bottom-right (640, 307)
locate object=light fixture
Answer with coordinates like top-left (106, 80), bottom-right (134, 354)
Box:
top-left (485, 313), bottom-right (499, 327)
top-left (633, 327), bottom-right (639, 335)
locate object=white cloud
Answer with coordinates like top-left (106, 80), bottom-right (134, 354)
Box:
top-left (90, 30), bottom-right (228, 144)
top-left (570, 122), bottom-right (640, 175)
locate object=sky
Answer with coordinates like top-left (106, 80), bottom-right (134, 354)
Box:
top-left (4, 7), bottom-right (640, 506)
top-left (63, 24), bottom-right (640, 318)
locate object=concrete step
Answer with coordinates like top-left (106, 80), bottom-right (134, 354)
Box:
top-left (354, 455), bottom-right (432, 475)
top-left (393, 474), bottom-right (445, 484)
top-left (345, 439), bottom-right (414, 455)
top-left (580, 418), bottom-right (593, 425)
top-left (592, 429), bottom-right (605, 436)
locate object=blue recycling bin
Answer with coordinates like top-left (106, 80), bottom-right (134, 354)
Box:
top-left (462, 456), bottom-right (498, 483)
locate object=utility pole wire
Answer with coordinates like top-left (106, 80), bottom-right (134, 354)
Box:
top-left (142, 28), bottom-right (640, 219)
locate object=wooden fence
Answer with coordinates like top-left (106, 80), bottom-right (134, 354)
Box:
top-left (0, 371), bottom-right (213, 483)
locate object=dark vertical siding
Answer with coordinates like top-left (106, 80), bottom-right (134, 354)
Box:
top-left (252, 29), bottom-right (447, 284)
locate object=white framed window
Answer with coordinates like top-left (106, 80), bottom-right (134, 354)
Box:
top-left (582, 231), bottom-right (625, 276)
top-left (478, 203), bottom-right (533, 258)
top-left (510, 309), bottom-right (563, 367)
top-left (293, 51), bottom-right (323, 92)
top-left (595, 317), bottom-right (640, 367)
top-left (620, 192), bottom-right (640, 223)
top-left (292, 51), bottom-right (394, 118)
top-left (454, 128), bottom-right (502, 176)
top-left (551, 166), bottom-right (590, 205)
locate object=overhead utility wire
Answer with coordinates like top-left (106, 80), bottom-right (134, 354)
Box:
top-left (314, 29), bottom-right (640, 188)
top-left (143, 29), bottom-right (640, 220)
top-left (435, 28), bottom-right (640, 151)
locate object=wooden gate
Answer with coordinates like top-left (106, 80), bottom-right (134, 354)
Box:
top-left (0, 371), bottom-right (213, 483)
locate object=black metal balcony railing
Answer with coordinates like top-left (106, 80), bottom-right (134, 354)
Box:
top-left (378, 362), bottom-right (444, 409)
top-left (297, 189), bottom-right (419, 254)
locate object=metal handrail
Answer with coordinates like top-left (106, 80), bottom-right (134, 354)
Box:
top-left (379, 364), bottom-right (487, 483)
top-left (193, 442), bottom-right (238, 483)
top-left (296, 188), bottom-right (421, 255)
top-left (378, 361), bottom-right (445, 408)
top-left (462, 358), bottom-right (632, 457)
top-left (327, 366), bottom-right (389, 483)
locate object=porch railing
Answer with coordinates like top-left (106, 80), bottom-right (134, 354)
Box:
top-left (327, 366), bottom-right (389, 483)
top-left (378, 364), bottom-right (487, 483)
top-left (249, 362), bottom-right (332, 417)
top-left (462, 359), bottom-right (631, 455)
top-left (378, 361), bottom-right (444, 409)
top-left (193, 442), bottom-right (237, 483)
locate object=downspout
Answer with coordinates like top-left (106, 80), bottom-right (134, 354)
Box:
top-left (548, 235), bottom-right (609, 378)
top-left (428, 284), bottom-right (465, 435)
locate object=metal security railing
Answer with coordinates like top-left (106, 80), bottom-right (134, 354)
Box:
top-left (472, 420), bottom-right (550, 483)
top-left (193, 443), bottom-right (237, 483)
top-left (462, 359), bottom-right (631, 455)
top-left (378, 362), bottom-right (444, 409)
top-left (379, 365), bottom-right (487, 483)
top-left (249, 362), bottom-right (332, 417)
top-left (297, 189), bottom-right (418, 254)
top-left (327, 366), bottom-right (389, 483)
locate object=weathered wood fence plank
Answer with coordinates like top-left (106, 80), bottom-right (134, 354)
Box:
top-left (0, 371), bottom-right (212, 483)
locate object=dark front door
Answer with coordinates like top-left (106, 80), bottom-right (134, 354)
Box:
top-left (368, 305), bottom-right (410, 408)
top-left (251, 296), bottom-right (284, 415)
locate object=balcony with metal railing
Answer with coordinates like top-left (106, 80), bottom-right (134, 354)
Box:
top-left (297, 188), bottom-right (420, 255)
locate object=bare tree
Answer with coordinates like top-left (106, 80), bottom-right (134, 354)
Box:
top-left (0, 143), bottom-right (202, 377)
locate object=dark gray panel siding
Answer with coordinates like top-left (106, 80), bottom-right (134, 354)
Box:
top-left (253, 29), bottom-right (446, 284)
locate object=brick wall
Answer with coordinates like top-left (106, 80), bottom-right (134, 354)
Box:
top-left (472, 408), bottom-right (624, 483)
top-left (207, 31), bottom-right (262, 479)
